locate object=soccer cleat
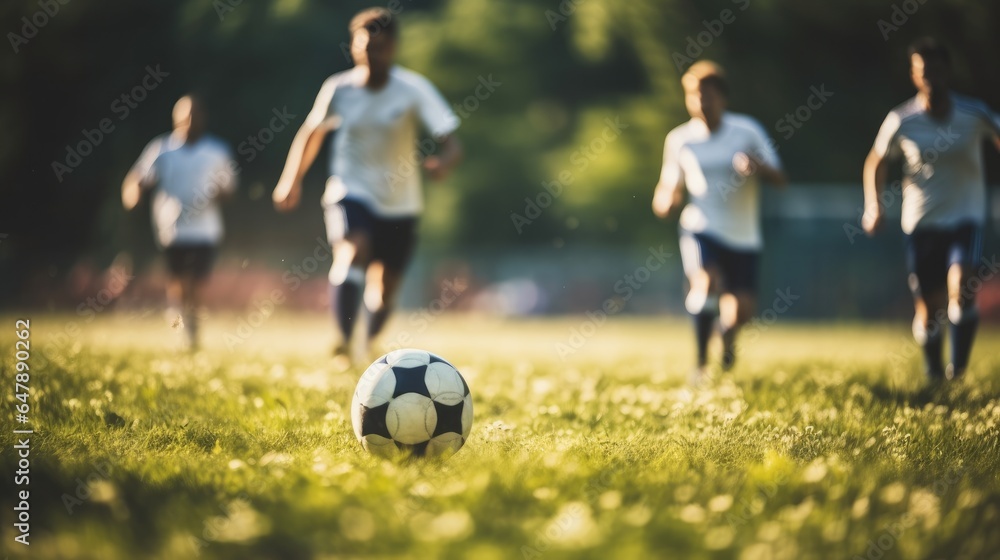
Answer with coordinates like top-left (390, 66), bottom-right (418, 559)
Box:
top-left (689, 366), bottom-right (712, 388)
top-left (332, 342), bottom-right (352, 371)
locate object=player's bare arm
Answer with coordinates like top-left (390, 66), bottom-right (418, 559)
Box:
top-left (121, 171), bottom-right (143, 211)
top-left (861, 149), bottom-right (888, 235)
top-left (422, 134), bottom-right (463, 181)
top-left (652, 177), bottom-right (684, 219)
top-left (273, 116), bottom-right (338, 212)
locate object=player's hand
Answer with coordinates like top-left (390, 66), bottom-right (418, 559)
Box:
top-left (861, 205), bottom-right (883, 236)
top-left (652, 185), bottom-right (679, 219)
top-left (732, 152), bottom-right (760, 178)
top-left (423, 156), bottom-right (449, 181)
top-left (273, 179), bottom-right (302, 212)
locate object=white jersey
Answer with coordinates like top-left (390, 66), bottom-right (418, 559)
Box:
top-left (308, 65), bottom-right (459, 217)
top-left (661, 112), bottom-right (781, 250)
top-left (133, 134), bottom-right (237, 247)
top-left (872, 93), bottom-right (1000, 234)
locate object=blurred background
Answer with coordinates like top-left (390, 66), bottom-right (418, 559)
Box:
top-left (3, 0), bottom-right (1000, 320)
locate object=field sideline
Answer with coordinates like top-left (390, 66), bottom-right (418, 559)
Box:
top-left (2, 313), bottom-right (999, 559)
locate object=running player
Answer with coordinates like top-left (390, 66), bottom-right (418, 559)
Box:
top-left (272, 7), bottom-right (462, 362)
top-left (122, 94), bottom-right (238, 350)
top-left (863, 38), bottom-right (1000, 381)
top-left (652, 61), bottom-right (787, 382)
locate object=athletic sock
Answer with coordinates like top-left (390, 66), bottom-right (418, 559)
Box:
top-left (949, 305), bottom-right (979, 378)
top-left (687, 294), bottom-right (719, 368)
top-left (368, 305), bottom-right (392, 338)
top-left (331, 267), bottom-right (365, 343)
top-left (185, 311), bottom-right (199, 349)
top-left (720, 325), bottom-right (737, 371)
top-left (693, 311), bottom-right (716, 368)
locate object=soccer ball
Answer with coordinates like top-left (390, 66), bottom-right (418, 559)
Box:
top-left (351, 349), bottom-right (473, 458)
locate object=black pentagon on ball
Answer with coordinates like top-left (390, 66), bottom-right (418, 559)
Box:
top-left (432, 401), bottom-right (465, 437)
top-left (391, 365), bottom-right (431, 398)
top-left (394, 440), bottom-right (430, 457)
top-left (359, 402), bottom-right (391, 439)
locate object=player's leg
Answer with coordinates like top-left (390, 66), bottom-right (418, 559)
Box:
top-left (720, 291), bottom-right (756, 371)
top-left (680, 232), bottom-right (721, 372)
top-left (325, 201), bottom-right (374, 354)
top-left (945, 225), bottom-right (982, 380)
top-left (907, 230), bottom-right (948, 379)
top-left (367, 217), bottom-right (419, 341)
top-left (181, 245), bottom-right (216, 351)
top-left (718, 247), bottom-right (758, 371)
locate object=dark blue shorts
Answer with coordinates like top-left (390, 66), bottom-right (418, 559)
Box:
top-left (679, 231), bottom-right (759, 294)
top-left (905, 222), bottom-right (983, 296)
top-left (164, 243), bottom-right (216, 280)
top-left (323, 199), bottom-right (418, 272)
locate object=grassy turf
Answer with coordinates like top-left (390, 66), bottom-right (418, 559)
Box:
top-left (1, 313), bottom-right (999, 559)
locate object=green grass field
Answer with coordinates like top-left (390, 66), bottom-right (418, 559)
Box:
top-left (2, 313), bottom-right (1000, 559)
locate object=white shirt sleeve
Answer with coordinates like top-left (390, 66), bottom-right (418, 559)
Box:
top-left (872, 112), bottom-right (902, 159)
top-left (304, 76), bottom-right (339, 129)
top-left (129, 137), bottom-right (163, 188)
top-left (412, 75), bottom-right (459, 139)
top-left (746, 118), bottom-right (781, 169)
top-left (659, 131), bottom-right (684, 188)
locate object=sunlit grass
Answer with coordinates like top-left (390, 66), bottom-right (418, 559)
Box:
top-left (2, 313), bottom-right (999, 559)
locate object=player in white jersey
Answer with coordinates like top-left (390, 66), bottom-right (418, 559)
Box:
top-left (863, 38), bottom-right (1000, 381)
top-left (272, 8), bottom-right (462, 361)
top-left (652, 61), bottom-right (787, 381)
top-left (122, 95), bottom-right (238, 349)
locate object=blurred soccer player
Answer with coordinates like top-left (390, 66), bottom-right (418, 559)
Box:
top-left (272, 7), bottom-right (462, 362)
top-left (122, 95), bottom-right (238, 350)
top-left (652, 61), bottom-right (787, 383)
top-left (863, 38), bottom-right (1000, 382)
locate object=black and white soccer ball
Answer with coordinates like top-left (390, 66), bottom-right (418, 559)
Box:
top-left (351, 349), bottom-right (472, 458)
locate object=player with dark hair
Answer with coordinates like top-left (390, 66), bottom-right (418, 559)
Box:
top-left (863, 37), bottom-right (1000, 382)
top-left (123, 94), bottom-right (238, 350)
top-left (652, 61), bottom-right (787, 383)
top-left (273, 7), bottom-right (462, 363)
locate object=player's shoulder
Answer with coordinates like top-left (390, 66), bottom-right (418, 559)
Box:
top-left (146, 132), bottom-right (175, 153)
top-left (887, 97), bottom-right (922, 124)
top-left (390, 65), bottom-right (440, 94)
top-left (321, 68), bottom-right (362, 91)
top-left (666, 119), bottom-right (700, 143)
top-left (724, 112), bottom-right (768, 136)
